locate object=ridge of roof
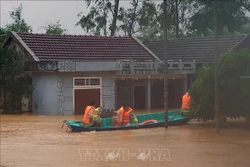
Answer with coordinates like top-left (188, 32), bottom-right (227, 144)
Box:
top-left (144, 34), bottom-right (248, 43)
top-left (16, 32), bottom-right (133, 39)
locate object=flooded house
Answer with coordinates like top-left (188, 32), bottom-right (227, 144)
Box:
top-left (143, 34), bottom-right (250, 106)
top-left (2, 31), bottom-right (196, 115)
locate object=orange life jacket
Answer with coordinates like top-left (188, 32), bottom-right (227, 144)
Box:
top-left (119, 107), bottom-right (133, 124)
top-left (83, 105), bottom-right (96, 124)
top-left (181, 94), bottom-right (192, 110)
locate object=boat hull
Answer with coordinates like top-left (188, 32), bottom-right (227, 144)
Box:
top-left (62, 110), bottom-right (191, 132)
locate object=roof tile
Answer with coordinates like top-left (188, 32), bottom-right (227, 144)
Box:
top-left (144, 35), bottom-right (247, 63)
top-left (16, 33), bottom-right (157, 62)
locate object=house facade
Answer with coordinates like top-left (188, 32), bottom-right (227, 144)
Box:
top-left (3, 31), bottom-right (196, 115)
top-left (144, 35), bottom-right (250, 96)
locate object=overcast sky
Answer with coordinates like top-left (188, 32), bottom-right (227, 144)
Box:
top-left (0, 0), bottom-right (140, 35)
top-left (1, 1), bottom-right (249, 35)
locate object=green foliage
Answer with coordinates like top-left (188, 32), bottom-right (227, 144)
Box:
top-left (5, 4), bottom-right (32, 33)
top-left (75, 0), bottom-right (114, 36)
top-left (74, 0), bottom-right (250, 40)
top-left (239, 22), bottom-right (250, 34)
top-left (0, 4), bottom-right (33, 113)
top-left (0, 28), bottom-right (8, 44)
top-left (189, 49), bottom-right (250, 121)
top-left (117, 0), bottom-right (140, 36)
top-left (189, 0), bottom-right (249, 36)
top-left (135, 0), bottom-right (162, 41)
top-left (43, 20), bottom-right (67, 35)
top-left (189, 64), bottom-right (215, 121)
top-left (239, 0), bottom-right (250, 12)
top-left (0, 48), bottom-right (34, 114)
top-left (218, 49), bottom-right (250, 118)
top-left (0, 4), bottom-right (32, 45)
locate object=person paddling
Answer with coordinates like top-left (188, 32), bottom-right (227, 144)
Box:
top-left (181, 92), bottom-right (192, 116)
top-left (82, 101), bottom-right (103, 127)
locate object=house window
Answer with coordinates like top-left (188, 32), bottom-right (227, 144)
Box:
top-left (74, 79), bottom-right (86, 86)
top-left (73, 77), bottom-right (101, 87)
top-left (90, 78), bottom-right (100, 85)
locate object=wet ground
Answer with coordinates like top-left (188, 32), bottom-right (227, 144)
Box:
top-left (1, 113), bottom-right (250, 167)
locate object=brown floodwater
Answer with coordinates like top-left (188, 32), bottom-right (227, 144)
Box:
top-left (1, 113), bottom-right (250, 167)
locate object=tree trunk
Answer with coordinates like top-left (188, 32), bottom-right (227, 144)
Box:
top-left (214, 0), bottom-right (220, 134)
top-left (175, 0), bottom-right (179, 38)
top-left (110, 0), bottom-right (120, 36)
top-left (104, 11), bottom-right (107, 36)
top-left (163, 0), bottom-right (169, 128)
top-left (128, 0), bottom-right (139, 36)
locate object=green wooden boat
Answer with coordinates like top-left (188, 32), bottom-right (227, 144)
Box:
top-left (61, 110), bottom-right (191, 132)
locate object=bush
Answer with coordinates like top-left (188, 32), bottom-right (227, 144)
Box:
top-left (0, 47), bottom-right (34, 114)
top-left (189, 49), bottom-right (250, 121)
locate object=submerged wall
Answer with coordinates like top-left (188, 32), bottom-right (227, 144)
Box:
top-left (31, 72), bottom-right (115, 115)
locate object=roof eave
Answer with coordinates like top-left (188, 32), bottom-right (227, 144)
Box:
top-left (229, 35), bottom-right (249, 52)
top-left (132, 36), bottom-right (163, 63)
top-left (10, 31), bottom-right (40, 61)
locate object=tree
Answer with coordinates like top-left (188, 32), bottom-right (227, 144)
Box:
top-left (0, 28), bottom-right (8, 45)
top-left (5, 4), bottom-right (32, 33)
top-left (110, 0), bottom-right (120, 36)
top-left (117, 0), bottom-right (140, 36)
top-left (136, 0), bottom-right (192, 41)
top-left (136, 0), bottom-right (162, 41)
top-left (0, 4), bottom-right (33, 114)
top-left (163, 0), bottom-right (169, 128)
top-left (0, 48), bottom-right (33, 114)
top-left (76, 0), bottom-right (109, 36)
top-left (43, 20), bottom-right (67, 35)
top-left (189, 49), bottom-right (250, 123)
top-left (158, 0), bottom-right (191, 38)
top-left (214, 0), bottom-right (220, 134)
top-left (239, 0), bottom-right (250, 12)
top-left (76, 0), bottom-right (120, 36)
top-left (188, 0), bottom-right (250, 36)
top-left (239, 22), bottom-right (250, 34)
top-left (189, 64), bottom-right (215, 121)
top-left (0, 4), bottom-right (32, 44)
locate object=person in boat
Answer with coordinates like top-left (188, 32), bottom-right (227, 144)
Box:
top-left (112, 105), bottom-right (139, 127)
top-left (83, 101), bottom-right (103, 127)
top-left (181, 92), bottom-right (192, 115)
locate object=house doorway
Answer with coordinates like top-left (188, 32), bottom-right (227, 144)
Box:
top-left (73, 77), bottom-right (102, 115)
top-left (134, 86), bottom-right (146, 110)
top-left (74, 89), bottom-right (101, 115)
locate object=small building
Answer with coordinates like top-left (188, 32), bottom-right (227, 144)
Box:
top-left (3, 32), bottom-right (196, 115)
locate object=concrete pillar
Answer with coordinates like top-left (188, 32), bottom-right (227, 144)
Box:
top-left (146, 78), bottom-right (151, 112)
